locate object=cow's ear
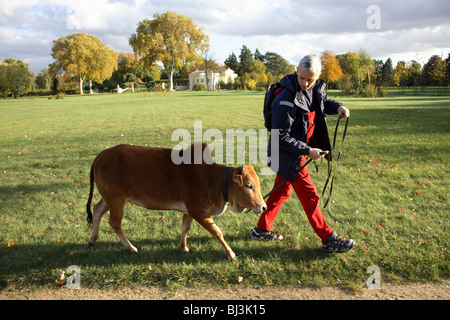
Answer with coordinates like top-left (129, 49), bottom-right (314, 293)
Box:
top-left (233, 174), bottom-right (244, 186)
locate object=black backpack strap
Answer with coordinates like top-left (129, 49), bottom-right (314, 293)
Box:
top-left (263, 82), bottom-right (283, 131)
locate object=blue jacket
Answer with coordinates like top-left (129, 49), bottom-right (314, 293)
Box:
top-left (268, 73), bottom-right (342, 182)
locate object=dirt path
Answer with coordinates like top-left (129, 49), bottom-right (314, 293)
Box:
top-left (1, 281), bottom-right (448, 300)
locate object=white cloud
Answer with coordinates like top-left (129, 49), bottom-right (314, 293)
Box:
top-left (0, 0), bottom-right (449, 74)
top-left (65, 0), bottom-right (142, 35)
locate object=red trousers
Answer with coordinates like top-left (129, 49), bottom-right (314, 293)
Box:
top-left (257, 156), bottom-right (333, 241)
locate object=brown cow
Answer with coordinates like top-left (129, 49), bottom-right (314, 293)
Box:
top-left (86, 143), bottom-right (266, 259)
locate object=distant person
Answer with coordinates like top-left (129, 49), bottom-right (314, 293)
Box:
top-left (251, 54), bottom-right (355, 253)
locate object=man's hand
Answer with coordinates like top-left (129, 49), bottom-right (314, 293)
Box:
top-left (308, 148), bottom-right (323, 160)
top-left (337, 105), bottom-right (350, 118)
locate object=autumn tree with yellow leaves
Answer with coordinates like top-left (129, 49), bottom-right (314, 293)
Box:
top-left (320, 50), bottom-right (343, 87)
top-left (129, 11), bottom-right (209, 91)
top-left (51, 32), bottom-right (118, 94)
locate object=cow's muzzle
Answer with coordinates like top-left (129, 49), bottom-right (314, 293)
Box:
top-left (252, 203), bottom-right (267, 214)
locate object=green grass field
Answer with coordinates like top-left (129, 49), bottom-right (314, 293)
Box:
top-left (0, 90), bottom-right (448, 291)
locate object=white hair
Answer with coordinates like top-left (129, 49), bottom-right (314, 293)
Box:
top-left (298, 54), bottom-right (322, 74)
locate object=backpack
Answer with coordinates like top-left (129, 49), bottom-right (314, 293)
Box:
top-left (263, 82), bottom-right (283, 131)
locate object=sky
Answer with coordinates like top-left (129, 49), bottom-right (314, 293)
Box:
top-left (0, 0), bottom-right (449, 75)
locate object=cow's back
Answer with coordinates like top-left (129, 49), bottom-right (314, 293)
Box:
top-left (93, 145), bottom-right (182, 208)
top-left (92, 144), bottom-right (220, 212)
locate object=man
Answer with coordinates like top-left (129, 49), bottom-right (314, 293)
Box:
top-left (251, 54), bottom-right (355, 253)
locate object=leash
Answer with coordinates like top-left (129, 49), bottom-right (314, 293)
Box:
top-left (319, 114), bottom-right (349, 222)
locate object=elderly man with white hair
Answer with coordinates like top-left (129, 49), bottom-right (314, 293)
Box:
top-left (251, 54), bottom-right (355, 253)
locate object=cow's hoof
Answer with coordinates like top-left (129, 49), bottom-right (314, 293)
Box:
top-left (127, 245), bottom-right (138, 253)
top-left (181, 247), bottom-right (190, 253)
top-left (229, 252), bottom-right (237, 260)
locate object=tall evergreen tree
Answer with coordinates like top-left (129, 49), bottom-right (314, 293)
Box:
top-left (237, 45), bottom-right (253, 76)
top-left (381, 58), bottom-right (394, 86)
top-left (374, 59), bottom-right (384, 85)
top-left (224, 52), bottom-right (238, 72)
top-left (254, 48), bottom-right (264, 61)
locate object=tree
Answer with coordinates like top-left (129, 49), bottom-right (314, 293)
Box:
top-left (358, 49), bottom-right (375, 85)
top-left (393, 61), bottom-right (408, 87)
top-left (35, 67), bottom-right (52, 90)
top-left (249, 59), bottom-right (267, 87)
top-left (109, 52), bottom-right (144, 91)
top-left (247, 79), bottom-right (257, 90)
top-left (374, 59), bottom-right (384, 85)
top-left (429, 59), bottom-right (448, 92)
top-left (135, 63), bottom-right (161, 83)
top-left (421, 55), bottom-right (442, 85)
top-left (129, 11), bottom-right (209, 91)
top-left (254, 48), bottom-right (264, 62)
top-left (52, 32), bottom-right (118, 94)
top-left (320, 51), bottom-right (343, 87)
top-left (446, 54), bottom-right (450, 81)
top-left (86, 43), bottom-right (118, 94)
top-left (237, 45), bottom-right (253, 76)
top-left (224, 52), bottom-right (238, 72)
top-left (262, 52), bottom-right (292, 78)
top-left (408, 60), bottom-right (422, 86)
top-left (249, 59), bottom-right (266, 75)
top-left (337, 52), bottom-right (363, 87)
top-left (0, 59), bottom-right (34, 98)
top-left (239, 72), bottom-right (251, 90)
top-left (381, 58), bottom-right (394, 86)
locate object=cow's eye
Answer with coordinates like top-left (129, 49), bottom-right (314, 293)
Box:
top-left (245, 183), bottom-right (254, 190)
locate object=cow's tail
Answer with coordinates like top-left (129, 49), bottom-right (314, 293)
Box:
top-left (86, 162), bottom-right (95, 225)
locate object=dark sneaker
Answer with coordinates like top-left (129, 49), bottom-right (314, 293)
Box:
top-left (322, 231), bottom-right (355, 253)
top-left (250, 227), bottom-right (284, 241)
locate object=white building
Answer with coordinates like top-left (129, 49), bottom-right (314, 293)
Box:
top-left (189, 68), bottom-right (237, 90)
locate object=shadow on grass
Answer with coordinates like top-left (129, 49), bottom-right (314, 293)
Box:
top-left (0, 234), bottom-right (329, 290)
